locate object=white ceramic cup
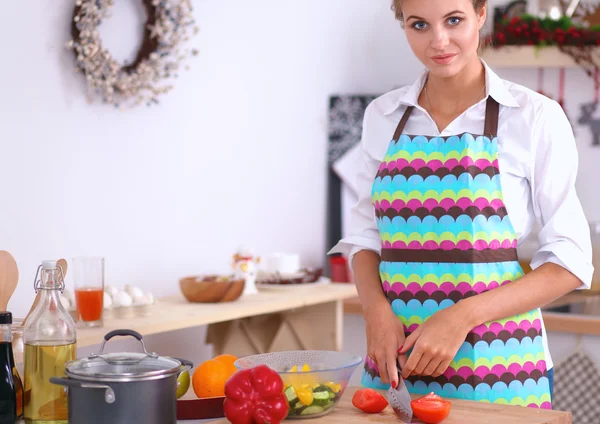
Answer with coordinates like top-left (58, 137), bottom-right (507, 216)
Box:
top-left (264, 253), bottom-right (301, 274)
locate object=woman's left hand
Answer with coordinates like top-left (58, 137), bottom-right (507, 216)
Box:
top-left (398, 303), bottom-right (473, 379)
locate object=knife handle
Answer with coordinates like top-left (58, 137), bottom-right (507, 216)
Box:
top-left (396, 358), bottom-right (403, 379)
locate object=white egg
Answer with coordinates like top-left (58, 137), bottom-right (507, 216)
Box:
top-left (125, 284), bottom-right (144, 299)
top-left (132, 295), bottom-right (147, 306)
top-left (103, 292), bottom-right (113, 309)
top-left (105, 285), bottom-right (119, 298)
top-left (111, 295), bottom-right (120, 308)
top-left (61, 288), bottom-right (74, 304)
top-left (116, 291), bottom-right (133, 307)
top-left (59, 294), bottom-right (71, 310)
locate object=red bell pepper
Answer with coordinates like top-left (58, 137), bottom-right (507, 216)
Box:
top-left (223, 364), bottom-right (289, 424)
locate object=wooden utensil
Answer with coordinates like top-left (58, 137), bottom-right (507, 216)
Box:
top-left (0, 251), bottom-right (19, 311)
top-left (57, 258), bottom-right (68, 282)
top-left (24, 258), bottom-right (68, 324)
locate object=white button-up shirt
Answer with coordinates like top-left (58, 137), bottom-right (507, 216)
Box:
top-left (330, 60), bottom-right (594, 290)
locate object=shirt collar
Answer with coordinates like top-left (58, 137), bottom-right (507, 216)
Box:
top-left (383, 58), bottom-right (520, 116)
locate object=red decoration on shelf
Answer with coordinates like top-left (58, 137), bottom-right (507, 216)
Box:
top-left (484, 13), bottom-right (600, 82)
top-left (488, 16), bottom-right (600, 47)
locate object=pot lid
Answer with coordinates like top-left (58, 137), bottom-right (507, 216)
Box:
top-left (65, 329), bottom-right (188, 382)
top-left (66, 351), bottom-right (182, 382)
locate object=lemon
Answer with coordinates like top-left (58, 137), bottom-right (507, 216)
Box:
top-left (177, 370), bottom-right (191, 399)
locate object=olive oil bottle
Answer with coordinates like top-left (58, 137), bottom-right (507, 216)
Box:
top-left (24, 261), bottom-right (76, 423)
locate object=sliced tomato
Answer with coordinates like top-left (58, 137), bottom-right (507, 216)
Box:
top-left (352, 388), bottom-right (389, 413)
top-left (410, 392), bottom-right (451, 424)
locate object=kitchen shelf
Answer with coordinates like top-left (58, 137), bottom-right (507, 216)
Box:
top-left (73, 283), bottom-right (358, 351)
top-left (481, 45), bottom-right (600, 68)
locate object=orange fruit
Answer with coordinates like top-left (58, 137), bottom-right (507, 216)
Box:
top-left (192, 359), bottom-right (230, 398)
top-left (214, 354), bottom-right (238, 377)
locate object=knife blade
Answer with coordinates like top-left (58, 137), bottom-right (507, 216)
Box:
top-left (386, 359), bottom-right (413, 422)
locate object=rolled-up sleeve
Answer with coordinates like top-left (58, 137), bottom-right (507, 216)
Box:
top-left (529, 100), bottom-right (594, 289)
top-left (328, 104), bottom-right (382, 263)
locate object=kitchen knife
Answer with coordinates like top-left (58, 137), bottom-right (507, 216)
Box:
top-left (386, 359), bottom-right (413, 422)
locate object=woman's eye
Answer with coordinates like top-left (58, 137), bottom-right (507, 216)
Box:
top-left (448, 17), bottom-right (462, 25)
top-left (412, 21), bottom-right (428, 30)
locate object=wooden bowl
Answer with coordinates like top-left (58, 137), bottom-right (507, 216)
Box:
top-left (179, 276), bottom-right (245, 303)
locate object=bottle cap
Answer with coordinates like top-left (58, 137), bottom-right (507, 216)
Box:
top-left (0, 312), bottom-right (12, 325)
top-left (42, 260), bottom-right (58, 270)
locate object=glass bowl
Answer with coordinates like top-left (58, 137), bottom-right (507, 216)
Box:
top-left (234, 350), bottom-right (362, 419)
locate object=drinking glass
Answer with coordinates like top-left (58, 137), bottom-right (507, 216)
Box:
top-left (73, 257), bottom-right (104, 328)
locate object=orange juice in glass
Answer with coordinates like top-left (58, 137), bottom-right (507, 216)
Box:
top-left (73, 257), bottom-right (104, 328)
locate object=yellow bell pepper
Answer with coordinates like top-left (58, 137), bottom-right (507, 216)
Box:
top-left (324, 382), bottom-right (341, 393)
top-left (295, 387), bottom-right (314, 406)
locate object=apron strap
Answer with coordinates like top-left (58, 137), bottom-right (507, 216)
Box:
top-left (483, 96), bottom-right (500, 138)
top-left (392, 106), bottom-right (414, 141)
top-left (393, 96), bottom-right (499, 141)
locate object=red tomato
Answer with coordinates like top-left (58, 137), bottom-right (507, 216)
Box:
top-left (410, 392), bottom-right (451, 424)
top-left (352, 388), bottom-right (389, 413)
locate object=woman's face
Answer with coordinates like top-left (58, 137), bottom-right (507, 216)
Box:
top-left (401, 0), bottom-right (486, 78)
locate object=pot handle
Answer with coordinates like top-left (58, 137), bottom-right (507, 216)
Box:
top-left (104, 329), bottom-right (143, 342)
top-left (50, 377), bottom-right (116, 404)
top-left (172, 357), bottom-right (194, 374)
top-left (93, 329), bottom-right (157, 359)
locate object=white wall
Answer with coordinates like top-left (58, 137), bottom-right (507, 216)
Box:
top-left (0, 0), bottom-right (406, 317)
top-left (1, 1), bottom-right (599, 350)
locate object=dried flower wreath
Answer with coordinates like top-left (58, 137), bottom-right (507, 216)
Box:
top-left (67, 0), bottom-right (198, 107)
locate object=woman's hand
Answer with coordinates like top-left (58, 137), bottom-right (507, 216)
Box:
top-left (364, 299), bottom-right (406, 387)
top-left (398, 303), bottom-right (473, 379)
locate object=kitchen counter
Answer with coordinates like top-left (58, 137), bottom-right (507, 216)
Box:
top-left (541, 291), bottom-right (600, 335)
top-left (207, 387), bottom-right (571, 424)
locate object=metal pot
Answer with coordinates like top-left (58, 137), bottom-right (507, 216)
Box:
top-left (50, 329), bottom-right (193, 424)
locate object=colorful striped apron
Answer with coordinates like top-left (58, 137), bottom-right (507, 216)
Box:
top-left (361, 97), bottom-right (552, 409)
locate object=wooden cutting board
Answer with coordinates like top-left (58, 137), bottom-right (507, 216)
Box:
top-left (212, 387), bottom-right (571, 424)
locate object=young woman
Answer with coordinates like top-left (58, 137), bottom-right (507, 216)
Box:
top-left (330, 0), bottom-right (593, 410)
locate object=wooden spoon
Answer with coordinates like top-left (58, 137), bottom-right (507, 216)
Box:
top-left (24, 258), bottom-right (68, 324)
top-left (57, 258), bottom-right (68, 281)
top-left (0, 251), bottom-right (19, 311)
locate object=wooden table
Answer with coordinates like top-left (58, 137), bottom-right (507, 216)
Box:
top-left (211, 387), bottom-right (571, 424)
top-left (74, 283), bottom-right (359, 355)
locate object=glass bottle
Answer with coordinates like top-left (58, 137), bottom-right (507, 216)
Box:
top-left (24, 260), bottom-right (77, 424)
top-left (0, 311), bottom-right (23, 423)
top-left (11, 318), bottom-right (24, 386)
